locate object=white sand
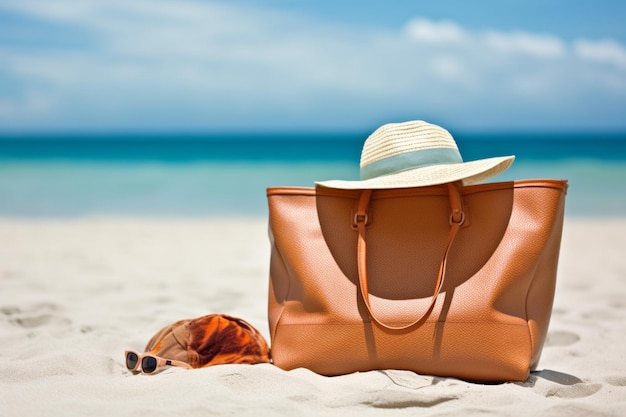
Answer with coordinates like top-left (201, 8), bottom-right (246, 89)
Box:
top-left (0, 217), bottom-right (625, 416)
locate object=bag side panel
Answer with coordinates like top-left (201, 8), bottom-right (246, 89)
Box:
top-left (267, 190), bottom-right (368, 339)
top-left (524, 184), bottom-right (567, 369)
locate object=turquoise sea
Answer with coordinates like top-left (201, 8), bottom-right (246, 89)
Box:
top-left (1, 132), bottom-right (625, 218)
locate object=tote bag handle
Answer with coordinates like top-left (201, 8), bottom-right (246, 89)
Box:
top-left (355, 182), bottom-right (464, 331)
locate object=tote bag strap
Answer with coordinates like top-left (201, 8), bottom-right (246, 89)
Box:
top-left (355, 182), bottom-right (464, 331)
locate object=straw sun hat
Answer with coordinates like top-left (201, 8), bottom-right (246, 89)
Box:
top-left (317, 120), bottom-right (515, 189)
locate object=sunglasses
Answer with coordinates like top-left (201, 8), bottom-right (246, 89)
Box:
top-left (125, 350), bottom-right (192, 374)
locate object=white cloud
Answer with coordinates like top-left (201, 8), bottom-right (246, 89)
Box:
top-left (431, 56), bottom-right (465, 80)
top-left (0, 0), bottom-right (625, 130)
top-left (0, 91), bottom-right (56, 120)
top-left (405, 18), bottom-right (468, 44)
top-left (406, 18), bottom-right (566, 59)
top-left (482, 30), bottom-right (565, 58)
top-left (574, 38), bottom-right (626, 69)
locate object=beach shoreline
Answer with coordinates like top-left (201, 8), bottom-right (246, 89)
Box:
top-left (1, 216), bottom-right (625, 416)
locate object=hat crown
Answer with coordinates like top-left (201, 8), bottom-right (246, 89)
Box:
top-left (361, 121), bottom-right (458, 167)
top-left (359, 121), bottom-right (463, 181)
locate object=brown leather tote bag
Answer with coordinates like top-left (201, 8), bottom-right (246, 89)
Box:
top-left (267, 179), bottom-right (567, 382)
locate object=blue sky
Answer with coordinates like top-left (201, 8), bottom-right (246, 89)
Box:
top-left (1, 0), bottom-right (625, 132)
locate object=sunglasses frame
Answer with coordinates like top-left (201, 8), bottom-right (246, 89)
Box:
top-left (125, 350), bottom-right (192, 374)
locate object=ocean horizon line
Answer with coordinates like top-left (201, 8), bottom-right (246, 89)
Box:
top-left (1, 131), bottom-right (626, 162)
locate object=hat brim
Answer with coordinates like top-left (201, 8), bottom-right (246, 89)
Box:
top-left (316, 155), bottom-right (515, 189)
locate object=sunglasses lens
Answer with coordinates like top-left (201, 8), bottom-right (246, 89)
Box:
top-left (126, 352), bottom-right (139, 370)
top-left (142, 356), bottom-right (158, 373)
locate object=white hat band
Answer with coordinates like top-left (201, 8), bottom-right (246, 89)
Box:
top-left (361, 147), bottom-right (463, 180)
